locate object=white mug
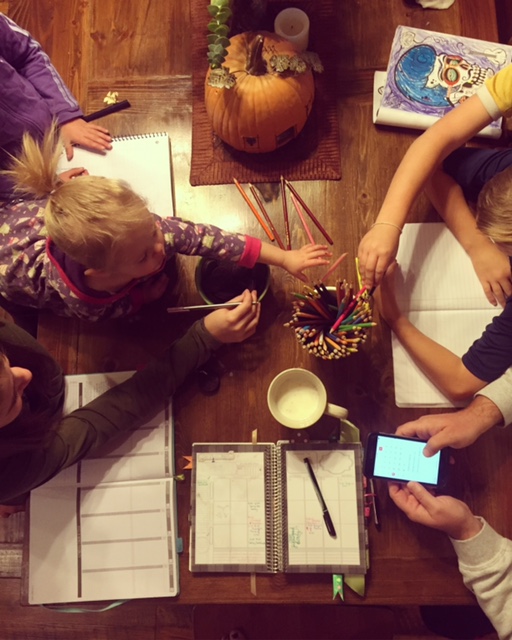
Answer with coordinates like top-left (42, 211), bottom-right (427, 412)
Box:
top-left (267, 368), bottom-right (348, 429)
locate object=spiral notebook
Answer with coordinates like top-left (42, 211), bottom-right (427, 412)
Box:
top-left (190, 441), bottom-right (366, 574)
top-left (25, 371), bottom-right (179, 604)
top-left (58, 132), bottom-right (174, 218)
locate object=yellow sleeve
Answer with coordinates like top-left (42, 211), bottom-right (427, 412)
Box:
top-left (483, 63), bottom-right (512, 117)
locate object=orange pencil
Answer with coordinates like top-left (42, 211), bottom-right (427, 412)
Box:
top-left (249, 183), bottom-right (285, 249)
top-left (233, 178), bottom-right (274, 241)
top-left (285, 180), bottom-right (333, 245)
top-left (280, 175), bottom-right (291, 250)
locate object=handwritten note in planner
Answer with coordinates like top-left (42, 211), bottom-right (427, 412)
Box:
top-left (193, 449), bottom-right (268, 569)
top-left (284, 448), bottom-right (362, 570)
top-left (28, 372), bottom-right (179, 604)
top-left (393, 223), bottom-right (500, 408)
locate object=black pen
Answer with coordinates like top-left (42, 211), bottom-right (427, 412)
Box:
top-left (304, 457), bottom-right (337, 538)
top-left (369, 478), bottom-right (381, 531)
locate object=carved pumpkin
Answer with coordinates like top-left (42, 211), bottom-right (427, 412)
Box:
top-left (204, 31), bottom-right (315, 153)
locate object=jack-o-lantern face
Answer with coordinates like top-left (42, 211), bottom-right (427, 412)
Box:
top-left (205, 31), bottom-right (315, 153)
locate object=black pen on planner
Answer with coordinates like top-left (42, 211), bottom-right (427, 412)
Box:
top-left (304, 457), bottom-right (337, 538)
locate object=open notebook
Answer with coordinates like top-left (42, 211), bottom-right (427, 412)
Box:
top-left (58, 132), bottom-right (174, 217)
top-left (190, 441), bottom-right (366, 575)
top-left (392, 223), bottom-right (500, 408)
top-left (25, 372), bottom-right (179, 605)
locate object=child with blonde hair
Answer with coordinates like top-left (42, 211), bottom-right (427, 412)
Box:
top-left (0, 126), bottom-right (330, 321)
top-left (355, 60), bottom-right (512, 402)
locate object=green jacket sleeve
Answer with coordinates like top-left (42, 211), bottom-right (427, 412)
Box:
top-left (0, 319), bottom-right (221, 503)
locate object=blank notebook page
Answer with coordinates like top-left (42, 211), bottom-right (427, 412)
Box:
top-left (58, 132), bottom-right (174, 218)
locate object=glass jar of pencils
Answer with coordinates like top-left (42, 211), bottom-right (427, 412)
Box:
top-left (285, 281), bottom-right (375, 360)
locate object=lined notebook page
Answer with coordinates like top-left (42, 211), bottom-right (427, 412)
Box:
top-left (392, 223), bottom-right (500, 408)
top-left (27, 372), bottom-right (179, 604)
top-left (58, 133), bottom-right (174, 218)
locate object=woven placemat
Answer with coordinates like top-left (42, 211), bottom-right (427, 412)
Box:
top-left (190, 0), bottom-right (341, 186)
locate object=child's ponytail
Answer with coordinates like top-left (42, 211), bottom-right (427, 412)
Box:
top-left (1, 121), bottom-right (61, 199)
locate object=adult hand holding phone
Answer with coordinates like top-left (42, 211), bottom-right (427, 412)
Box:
top-left (396, 394), bottom-right (503, 457)
top-left (388, 481), bottom-right (483, 541)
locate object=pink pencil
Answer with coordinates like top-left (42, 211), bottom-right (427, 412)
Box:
top-left (290, 193), bottom-right (315, 244)
top-left (330, 285), bottom-right (368, 333)
top-left (320, 252), bottom-right (348, 283)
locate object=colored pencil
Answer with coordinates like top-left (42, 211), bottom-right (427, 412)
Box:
top-left (285, 180), bottom-right (333, 245)
top-left (167, 301), bottom-right (259, 313)
top-left (249, 183), bottom-right (285, 249)
top-left (290, 193), bottom-right (315, 244)
top-left (233, 178), bottom-right (274, 241)
top-left (320, 252), bottom-right (348, 283)
top-left (280, 175), bottom-right (291, 250)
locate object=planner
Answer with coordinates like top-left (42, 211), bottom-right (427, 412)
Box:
top-left (190, 441), bottom-right (366, 575)
top-left (25, 371), bottom-right (179, 604)
top-left (373, 26), bottom-right (512, 139)
top-left (392, 223), bottom-right (500, 408)
top-left (58, 132), bottom-right (174, 218)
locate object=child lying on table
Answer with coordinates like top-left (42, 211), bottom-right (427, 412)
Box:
top-left (358, 59), bottom-right (512, 298)
top-left (0, 125), bottom-right (330, 321)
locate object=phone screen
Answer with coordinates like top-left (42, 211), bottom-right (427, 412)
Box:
top-left (373, 434), bottom-right (441, 485)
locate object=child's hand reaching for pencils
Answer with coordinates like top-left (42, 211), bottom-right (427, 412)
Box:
top-left (280, 244), bottom-right (331, 282)
top-left (204, 289), bottom-right (261, 343)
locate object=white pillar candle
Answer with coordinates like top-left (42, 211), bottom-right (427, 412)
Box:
top-left (274, 7), bottom-right (310, 52)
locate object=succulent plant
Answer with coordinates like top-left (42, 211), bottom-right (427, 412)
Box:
top-left (206, 0), bottom-right (232, 69)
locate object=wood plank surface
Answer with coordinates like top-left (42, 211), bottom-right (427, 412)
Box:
top-left (1, 0), bottom-right (508, 629)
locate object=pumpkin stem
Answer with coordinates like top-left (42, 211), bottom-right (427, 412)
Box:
top-left (246, 34), bottom-right (267, 76)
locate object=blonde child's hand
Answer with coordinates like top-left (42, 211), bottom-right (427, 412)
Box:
top-left (280, 244), bottom-right (331, 282)
top-left (468, 241), bottom-right (512, 307)
top-left (203, 289), bottom-right (260, 343)
top-left (358, 224), bottom-right (401, 288)
top-left (141, 273), bottom-right (170, 304)
top-left (61, 118), bottom-right (113, 161)
top-left (373, 261), bottom-right (403, 327)
top-left (388, 481), bottom-right (482, 540)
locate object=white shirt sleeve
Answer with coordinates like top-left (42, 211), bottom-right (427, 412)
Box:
top-left (476, 367), bottom-right (512, 427)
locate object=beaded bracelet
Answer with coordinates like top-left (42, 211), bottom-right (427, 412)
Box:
top-left (371, 221), bottom-right (403, 234)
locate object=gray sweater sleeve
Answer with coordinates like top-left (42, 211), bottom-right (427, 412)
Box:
top-left (476, 367), bottom-right (512, 427)
top-left (451, 518), bottom-right (512, 640)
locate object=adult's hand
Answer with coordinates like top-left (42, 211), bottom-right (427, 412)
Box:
top-left (396, 395), bottom-right (503, 456)
top-left (389, 481), bottom-right (482, 540)
top-left (204, 289), bottom-right (261, 343)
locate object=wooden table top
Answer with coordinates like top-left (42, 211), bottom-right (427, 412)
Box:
top-left (4, 0), bottom-right (511, 611)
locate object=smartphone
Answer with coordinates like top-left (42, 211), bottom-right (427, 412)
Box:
top-left (364, 432), bottom-right (450, 487)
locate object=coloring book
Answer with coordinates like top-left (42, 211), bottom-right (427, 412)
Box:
top-left (373, 26), bottom-right (512, 139)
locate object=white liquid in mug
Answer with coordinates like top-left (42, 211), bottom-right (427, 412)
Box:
top-left (275, 382), bottom-right (322, 422)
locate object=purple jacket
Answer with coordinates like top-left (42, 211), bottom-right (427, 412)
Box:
top-left (0, 13), bottom-right (83, 200)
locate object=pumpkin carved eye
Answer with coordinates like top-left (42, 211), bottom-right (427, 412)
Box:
top-left (204, 31), bottom-right (315, 154)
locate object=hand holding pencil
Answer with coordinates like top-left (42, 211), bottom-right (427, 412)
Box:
top-left (203, 289), bottom-right (261, 343)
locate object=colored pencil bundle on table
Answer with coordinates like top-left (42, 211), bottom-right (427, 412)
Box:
top-left (233, 178), bottom-right (333, 248)
top-left (285, 281), bottom-right (375, 360)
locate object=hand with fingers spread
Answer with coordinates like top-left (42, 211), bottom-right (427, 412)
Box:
top-left (280, 244), bottom-right (332, 282)
top-left (204, 289), bottom-right (261, 343)
top-left (60, 119), bottom-right (113, 160)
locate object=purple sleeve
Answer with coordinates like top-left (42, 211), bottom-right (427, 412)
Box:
top-left (0, 13), bottom-right (82, 125)
top-left (158, 217), bottom-right (261, 265)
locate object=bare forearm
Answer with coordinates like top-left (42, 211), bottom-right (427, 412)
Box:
top-left (391, 316), bottom-right (485, 401)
